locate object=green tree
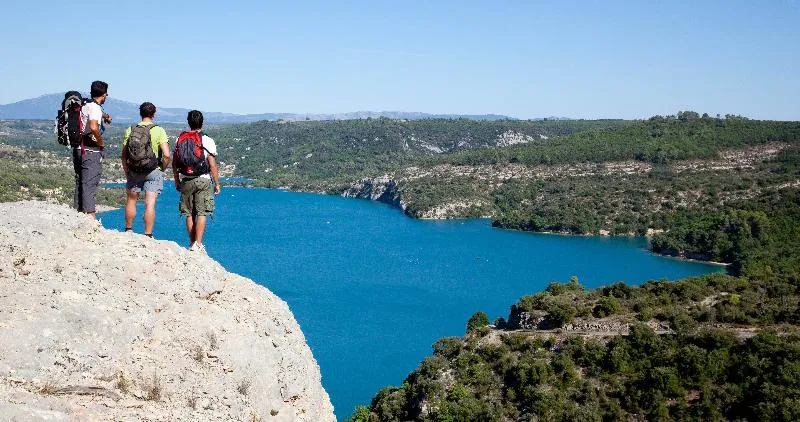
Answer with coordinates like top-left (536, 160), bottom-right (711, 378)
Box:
top-left (466, 311), bottom-right (490, 335)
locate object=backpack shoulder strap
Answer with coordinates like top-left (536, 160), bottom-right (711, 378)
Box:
top-left (196, 132), bottom-right (208, 152)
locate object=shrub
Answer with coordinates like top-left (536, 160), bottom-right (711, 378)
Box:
top-left (594, 296), bottom-right (621, 318)
top-left (466, 311), bottom-right (490, 335)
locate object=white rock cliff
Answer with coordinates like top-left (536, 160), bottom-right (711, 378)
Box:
top-left (0, 202), bottom-right (335, 421)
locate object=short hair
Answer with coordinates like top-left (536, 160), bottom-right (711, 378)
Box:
top-left (139, 102), bottom-right (156, 118)
top-left (90, 81), bottom-right (108, 98)
top-left (187, 110), bottom-right (204, 130)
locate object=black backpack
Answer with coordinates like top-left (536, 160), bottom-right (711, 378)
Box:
top-left (174, 131), bottom-right (210, 176)
top-left (126, 124), bottom-right (160, 173)
top-left (55, 91), bottom-right (87, 147)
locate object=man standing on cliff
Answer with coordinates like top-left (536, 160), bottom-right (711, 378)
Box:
top-left (172, 110), bottom-right (220, 253)
top-left (73, 80), bottom-right (112, 219)
top-left (121, 102), bottom-right (171, 237)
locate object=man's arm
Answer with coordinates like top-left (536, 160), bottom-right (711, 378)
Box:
top-left (89, 119), bottom-right (104, 149)
top-left (159, 142), bottom-right (171, 171)
top-left (121, 127), bottom-right (130, 174)
top-left (208, 155), bottom-right (221, 195)
top-left (171, 154), bottom-right (181, 191)
top-left (121, 147), bottom-right (128, 175)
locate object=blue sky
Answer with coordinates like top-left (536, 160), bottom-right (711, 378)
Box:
top-left (1, 0), bottom-right (798, 119)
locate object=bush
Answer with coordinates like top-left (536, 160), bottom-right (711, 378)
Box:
top-left (466, 311), bottom-right (490, 335)
top-left (593, 296), bottom-right (621, 318)
top-left (543, 299), bottom-right (577, 328)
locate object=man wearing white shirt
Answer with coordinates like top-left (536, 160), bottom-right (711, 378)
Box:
top-left (172, 110), bottom-right (221, 253)
top-left (73, 80), bottom-right (112, 219)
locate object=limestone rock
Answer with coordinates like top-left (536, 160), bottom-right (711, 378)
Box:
top-left (341, 176), bottom-right (405, 210)
top-left (0, 201), bottom-right (335, 421)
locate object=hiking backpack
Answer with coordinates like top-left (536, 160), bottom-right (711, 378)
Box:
top-left (126, 124), bottom-right (160, 173)
top-left (174, 131), bottom-right (210, 176)
top-left (55, 91), bottom-right (86, 147)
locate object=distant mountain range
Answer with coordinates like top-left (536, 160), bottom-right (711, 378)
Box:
top-left (0, 94), bottom-right (531, 124)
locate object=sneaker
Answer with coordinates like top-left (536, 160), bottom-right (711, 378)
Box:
top-left (189, 242), bottom-right (196, 251)
top-left (194, 243), bottom-right (206, 254)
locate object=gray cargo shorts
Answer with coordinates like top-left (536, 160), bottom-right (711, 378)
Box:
top-left (126, 169), bottom-right (164, 194)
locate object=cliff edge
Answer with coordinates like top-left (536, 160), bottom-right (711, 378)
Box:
top-left (0, 201), bottom-right (335, 421)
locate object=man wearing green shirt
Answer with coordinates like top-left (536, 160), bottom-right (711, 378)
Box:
top-left (121, 102), bottom-right (171, 237)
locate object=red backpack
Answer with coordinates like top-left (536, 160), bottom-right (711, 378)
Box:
top-left (174, 131), bottom-right (210, 176)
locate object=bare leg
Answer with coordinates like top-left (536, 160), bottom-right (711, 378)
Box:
top-left (186, 215), bottom-right (196, 245)
top-left (86, 212), bottom-right (97, 220)
top-left (125, 190), bottom-right (139, 229)
top-left (143, 191), bottom-right (158, 235)
top-left (194, 215), bottom-right (207, 245)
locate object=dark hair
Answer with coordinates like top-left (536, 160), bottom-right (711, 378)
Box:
top-left (139, 102), bottom-right (156, 118)
top-left (187, 110), bottom-right (204, 130)
top-left (90, 81), bottom-right (108, 98)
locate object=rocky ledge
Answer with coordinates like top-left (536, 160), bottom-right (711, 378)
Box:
top-left (0, 202), bottom-right (334, 421)
top-left (341, 176), bottom-right (406, 211)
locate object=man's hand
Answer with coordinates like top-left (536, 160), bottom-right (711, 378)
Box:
top-left (102, 112), bottom-right (112, 124)
top-left (214, 183), bottom-right (221, 195)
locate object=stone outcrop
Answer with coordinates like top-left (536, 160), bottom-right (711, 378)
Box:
top-left (341, 176), bottom-right (407, 211)
top-left (0, 202), bottom-right (334, 421)
top-left (505, 307), bottom-right (547, 330)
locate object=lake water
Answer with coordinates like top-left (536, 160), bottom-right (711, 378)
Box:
top-left (100, 183), bottom-right (724, 419)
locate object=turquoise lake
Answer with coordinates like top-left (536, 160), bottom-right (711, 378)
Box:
top-left (101, 183), bottom-right (724, 419)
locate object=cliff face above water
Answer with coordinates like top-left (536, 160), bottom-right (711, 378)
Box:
top-left (341, 176), bottom-right (405, 210)
top-left (0, 202), bottom-right (335, 421)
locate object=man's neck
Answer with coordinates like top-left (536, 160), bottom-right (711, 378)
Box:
top-left (142, 117), bottom-right (154, 124)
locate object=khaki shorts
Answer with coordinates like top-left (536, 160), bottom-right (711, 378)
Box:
top-left (179, 177), bottom-right (214, 216)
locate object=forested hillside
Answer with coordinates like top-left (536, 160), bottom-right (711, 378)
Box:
top-left (434, 113), bottom-right (800, 166)
top-left (201, 114), bottom-right (800, 190)
top-left (203, 118), bottom-right (629, 186)
top-left (0, 144), bottom-right (122, 207)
